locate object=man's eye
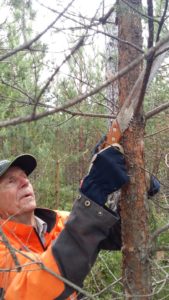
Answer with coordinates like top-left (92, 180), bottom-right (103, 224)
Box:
top-left (8, 177), bottom-right (15, 183)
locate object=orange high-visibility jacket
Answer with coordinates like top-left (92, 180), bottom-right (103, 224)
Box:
top-left (0, 196), bottom-right (121, 299)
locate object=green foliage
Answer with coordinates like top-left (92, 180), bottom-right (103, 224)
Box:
top-left (84, 251), bottom-right (122, 299)
top-left (1, 0), bottom-right (169, 297)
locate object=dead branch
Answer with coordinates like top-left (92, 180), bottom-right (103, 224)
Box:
top-left (147, 0), bottom-right (154, 49)
top-left (0, 227), bottom-right (21, 272)
top-left (0, 242), bottom-right (96, 299)
top-left (99, 6), bottom-right (115, 24)
top-left (0, 45), bottom-right (145, 127)
top-left (32, 35), bottom-right (85, 116)
top-left (0, 32), bottom-right (168, 128)
top-left (38, 1), bottom-right (101, 32)
top-left (153, 246), bottom-right (169, 252)
top-left (32, 1), bottom-right (103, 116)
top-left (145, 101), bottom-right (169, 120)
top-left (156, 0), bottom-right (169, 42)
top-left (151, 223), bottom-right (169, 242)
top-left (0, 0), bottom-right (75, 62)
top-left (92, 29), bottom-right (143, 53)
top-left (145, 124), bottom-right (169, 138)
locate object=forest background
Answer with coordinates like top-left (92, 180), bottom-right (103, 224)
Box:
top-left (0, 0), bottom-right (169, 299)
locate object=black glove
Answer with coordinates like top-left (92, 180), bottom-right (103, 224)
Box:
top-left (80, 146), bottom-right (129, 206)
top-left (148, 175), bottom-right (160, 197)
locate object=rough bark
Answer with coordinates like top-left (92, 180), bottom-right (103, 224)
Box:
top-left (117, 0), bottom-right (152, 299)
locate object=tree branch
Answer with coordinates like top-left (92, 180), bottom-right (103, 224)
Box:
top-left (0, 227), bottom-right (21, 272)
top-left (121, 0), bottom-right (159, 24)
top-left (153, 245), bottom-right (169, 252)
top-left (156, 0), bottom-right (169, 42)
top-left (99, 6), bottom-right (115, 24)
top-left (145, 101), bottom-right (169, 120)
top-left (32, 35), bottom-right (85, 116)
top-left (92, 29), bottom-right (143, 53)
top-left (12, 248), bottom-right (96, 299)
top-left (144, 124), bottom-right (169, 138)
top-left (0, 32), bottom-right (169, 128)
top-left (0, 48), bottom-right (146, 128)
top-left (147, 0), bottom-right (154, 49)
top-left (151, 223), bottom-right (169, 242)
top-left (0, 0), bottom-right (75, 62)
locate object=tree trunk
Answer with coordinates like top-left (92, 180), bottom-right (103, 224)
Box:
top-left (104, 11), bottom-right (119, 118)
top-left (117, 1), bottom-right (152, 298)
top-left (55, 159), bottom-right (60, 208)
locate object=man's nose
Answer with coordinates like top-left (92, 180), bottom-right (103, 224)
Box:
top-left (19, 176), bottom-right (29, 188)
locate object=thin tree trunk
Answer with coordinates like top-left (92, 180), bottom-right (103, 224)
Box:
top-left (104, 11), bottom-right (119, 118)
top-left (55, 159), bottom-right (60, 208)
top-left (117, 0), bottom-right (152, 298)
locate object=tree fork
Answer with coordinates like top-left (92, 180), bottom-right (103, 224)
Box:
top-left (117, 0), bottom-right (152, 298)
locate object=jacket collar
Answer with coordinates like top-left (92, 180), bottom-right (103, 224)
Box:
top-left (0, 208), bottom-right (57, 235)
top-left (0, 208), bottom-right (57, 251)
top-left (35, 207), bottom-right (56, 232)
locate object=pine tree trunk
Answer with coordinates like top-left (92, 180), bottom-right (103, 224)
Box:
top-left (55, 159), bottom-right (60, 208)
top-left (117, 0), bottom-right (152, 298)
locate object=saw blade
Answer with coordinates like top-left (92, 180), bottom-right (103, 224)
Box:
top-left (116, 37), bottom-right (169, 134)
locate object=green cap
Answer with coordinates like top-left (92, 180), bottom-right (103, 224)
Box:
top-left (0, 154), bottom-right (37, 177)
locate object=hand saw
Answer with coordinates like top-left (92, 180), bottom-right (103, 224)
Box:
top-left (100, 38), bottom-right (169, 149)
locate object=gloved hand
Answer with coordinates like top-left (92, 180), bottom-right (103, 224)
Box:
top-left (93, 135), bottom-right (160, 199)
top-left (148, 175), bottom-right (160, 197)
top-left (80, 146), bottom-right (129, 206)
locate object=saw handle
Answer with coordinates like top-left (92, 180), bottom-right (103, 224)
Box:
top-left (101, 120), bottom-right (122, 149)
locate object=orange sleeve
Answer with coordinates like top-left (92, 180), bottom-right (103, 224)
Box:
top-left (0, 244), bottom-right (65, 300)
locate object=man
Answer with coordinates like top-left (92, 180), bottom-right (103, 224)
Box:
top-left (0, 147), bottom-right (159, 299)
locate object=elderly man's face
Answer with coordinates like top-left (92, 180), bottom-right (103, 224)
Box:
top-left (0, 166), bottom-right (36, 219)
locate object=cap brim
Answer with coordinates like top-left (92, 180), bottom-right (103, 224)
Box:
top-left (7, 154), bottom-right (37, 176)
